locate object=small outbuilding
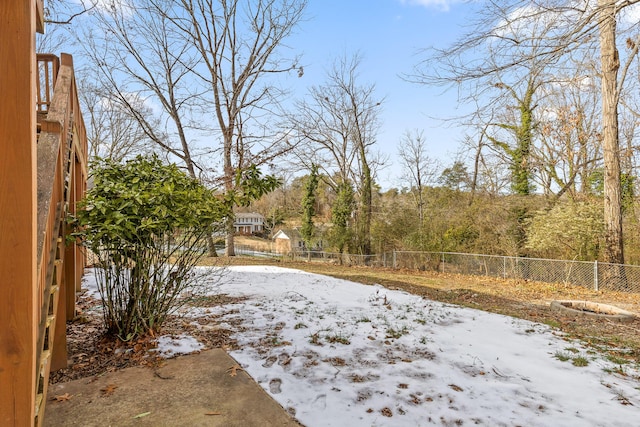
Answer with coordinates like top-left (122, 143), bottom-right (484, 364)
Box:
top-left (272, 228), bottom-right (324, 255)
top-left (272, 228), bottom-right (304, 254)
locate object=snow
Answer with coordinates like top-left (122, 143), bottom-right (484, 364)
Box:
top-left (155, 334), bottom-right (204, 357)
top-left (81, 268), bottom-right (101, 299)
top-left (85, 265), bottom-right (640, 426)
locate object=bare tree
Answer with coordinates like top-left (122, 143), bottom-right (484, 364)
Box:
top-left (534, 56), bottom-right (602, 200)
top-left (397, 129), bottom-right (438, 224)
top-left (411, 0), bottom-right (640, 263)
top-left (44, 0), bottom-right (93, 25)
top-left (292, 53), bottom-right (383, 255)
top-left (82, 0), bottom-right (305, 256)
top-left (334, 56), bottom-right (383, 255)
top-left (598, 0), bottom-right (628, 265)
top-left (79, 79), bottom-right (153, 161)
top-left (37, 0), bottom-right (94, 52)
top-left (85, 0), bottom-right (203, 177)
top-left (173, 0), bottom-right (307, 256)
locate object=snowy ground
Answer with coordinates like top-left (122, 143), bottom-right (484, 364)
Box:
top-left (84, 265), bottom-right (640, 426)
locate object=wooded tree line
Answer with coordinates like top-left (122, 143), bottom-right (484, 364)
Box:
top-left (42, 1), bottom-right (640, 264)
top-left (249, 162), bottom-right (640, 264)
top-left (406, 0), bottom-right (640, 266)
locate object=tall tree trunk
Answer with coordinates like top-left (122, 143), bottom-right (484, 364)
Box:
top-left (225, 219), bottom-right (236, 257)
top-left (224, 126), bottom-right (236, 257)
top-left (468, 135), bottom-right (483, 206)
top-left (207, 236), bottom-right (218, 257)
top-left (358, 145), bottom-right (372, 256)
top-left (513, 83), bottom-right (535, 196)
top-left (598, 0), bottom-right (624, 265)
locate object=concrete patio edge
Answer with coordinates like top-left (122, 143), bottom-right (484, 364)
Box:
top-left (44, 349), bottom-right (301, 427)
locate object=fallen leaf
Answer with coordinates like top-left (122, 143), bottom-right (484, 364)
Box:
top-left (227, 364), bottom-right (243, 377)
top-left (52, 393), bottom-right (72, 402)
top-left (280, 357), bottom-right (292, 366)
top-left (101, 383), bottom-right (118, 396)
top-left (381, 407), bottom-right (393, 417)
top-left (448, 384), bottom-right (464, 392)
top-left (205, 411), bottom-right (222, 416)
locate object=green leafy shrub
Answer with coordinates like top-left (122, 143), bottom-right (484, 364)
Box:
top-left (70, 155), bottom-right (228, 340)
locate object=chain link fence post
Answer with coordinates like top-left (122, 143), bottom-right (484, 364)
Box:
top-left (594, 260), bottom-right (599, 291)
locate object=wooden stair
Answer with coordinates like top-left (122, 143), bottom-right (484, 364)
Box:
top-left (34, 234), bottom-right (65, 425)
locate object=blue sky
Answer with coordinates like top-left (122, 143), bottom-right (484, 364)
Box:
top-left (284, 0), bottom-right (471, 188)
top-left (69, 0), bottom-right (471, 189)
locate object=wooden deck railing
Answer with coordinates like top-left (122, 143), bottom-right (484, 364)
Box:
top-left (36, 53), bottom-right (59, 115)
top-left (33, 53), bottom-right (87, 425)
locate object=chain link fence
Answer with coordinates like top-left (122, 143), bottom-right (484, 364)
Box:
top-left (285, 250), bottom-right (389, 267)
top-left (243, 246), bottom-right (640, 293)
top-left (392, 251), bottom-right (640, 293)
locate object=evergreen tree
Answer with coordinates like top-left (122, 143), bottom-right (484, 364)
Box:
top-left (301, 165), bottom-right (319, 255)
top-left (331, 181), bottom-right (355, 255)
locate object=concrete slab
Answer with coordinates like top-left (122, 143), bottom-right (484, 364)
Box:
top-left (45, 349), bottom-right (301, 427)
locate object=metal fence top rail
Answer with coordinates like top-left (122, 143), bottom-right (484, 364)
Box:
top-left (393, 251), bottom-right (640, 268)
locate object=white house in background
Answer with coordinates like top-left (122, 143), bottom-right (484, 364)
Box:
top-left (234, 212), bottom-right (265, 234)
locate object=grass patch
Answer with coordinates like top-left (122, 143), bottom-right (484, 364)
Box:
top-left (187, 294), bottom-right (246, 307)
top-left (326, 333), bottom-right (351, 345)
top-left (385, 325), bottom-right (410, 339)
top-left (309, 332), bottom-right (322, 346)
top-left (604, 366), bottom-right (628, 376)
top-left (606, 354), bottom-right (631, 365)
top-left (572, 356), bottom-right (589, 367)
top-left (555, 351), bottom-right (589, 367)
top-left (544, 319), bottom-right (561, 329)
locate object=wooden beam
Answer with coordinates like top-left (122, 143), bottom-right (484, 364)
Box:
top-left (52, 238), bottom-right (68, 371)
top-left (64, 163), bottom-right (77, 321)
top-left (0, 0), bottom-right (38, 424)
top-left (36, 0), bottom-right (44, 34)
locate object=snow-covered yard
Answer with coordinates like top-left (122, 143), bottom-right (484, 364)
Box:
top-left (88, 265), bottom-right (640, 426)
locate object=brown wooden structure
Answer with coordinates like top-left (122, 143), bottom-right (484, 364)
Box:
top-left (1, 1), bottom-right (87, 425)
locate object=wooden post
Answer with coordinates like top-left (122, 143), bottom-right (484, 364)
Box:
top-left (65, 161), bottom-right (77, 319)
top-left (0, 0), bottom-right (39, 424)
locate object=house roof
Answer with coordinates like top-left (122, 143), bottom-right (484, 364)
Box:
top-left (272, 228), bottom-right (302, 240)
top-left (235, 212), bottom-right (264, 219)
